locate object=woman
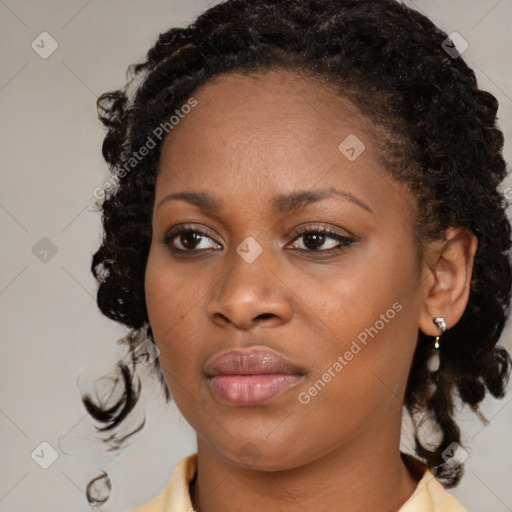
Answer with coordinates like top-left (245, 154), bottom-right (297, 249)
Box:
top-left (84, 0), bottom-right (512, 510)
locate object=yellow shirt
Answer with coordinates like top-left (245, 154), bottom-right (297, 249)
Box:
top-left (130, 453), bottom-right (468, 512)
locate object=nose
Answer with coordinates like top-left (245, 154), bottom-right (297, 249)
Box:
top-left (206, 245), bottom-right (293, 330)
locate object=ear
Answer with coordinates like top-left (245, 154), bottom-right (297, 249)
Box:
top-left (419, 226), bottom-right (478, 336)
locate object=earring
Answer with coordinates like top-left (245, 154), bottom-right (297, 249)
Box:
top-left (433, 317), bottom-right (446, 349)
top-left (426, 316), bottom-right (446, 378)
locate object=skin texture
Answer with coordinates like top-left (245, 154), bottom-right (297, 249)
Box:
top-left (144, 70), bottom-right (477, 512)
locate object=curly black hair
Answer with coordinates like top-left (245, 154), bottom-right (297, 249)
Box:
top-left (83, 0), bottom-right (512, 501)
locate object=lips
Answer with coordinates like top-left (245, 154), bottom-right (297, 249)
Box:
top-left (204, 348), bottom-right (305, 376)
top-left (204, 347), bottom-right (306, 406)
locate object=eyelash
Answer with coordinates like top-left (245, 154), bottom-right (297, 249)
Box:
top-left (160, 224), bottom-right (355, 256)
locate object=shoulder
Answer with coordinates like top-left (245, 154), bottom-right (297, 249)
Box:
top-left (129, 453), bottom-right (198, 512)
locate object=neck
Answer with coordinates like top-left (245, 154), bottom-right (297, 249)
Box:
top-left (189, 427), bottom-right (422, 512)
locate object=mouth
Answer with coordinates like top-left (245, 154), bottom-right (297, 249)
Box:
top-left (204, 347), bottom-right (306, 407)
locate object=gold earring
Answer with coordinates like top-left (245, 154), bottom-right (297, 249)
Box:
top-left (433, 317), bottom-right (446, 349)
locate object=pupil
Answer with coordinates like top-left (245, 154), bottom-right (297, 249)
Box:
top-left (304, 233), bottom-right (324, 249)
top-left (182, 232), bottom-right (202, 249)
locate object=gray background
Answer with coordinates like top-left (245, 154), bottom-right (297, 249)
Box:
top-left (1, 1), bottom-right (511, 511)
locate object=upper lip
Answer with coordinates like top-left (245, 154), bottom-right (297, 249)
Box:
top-left (204, 346), bottom-right (305, 377)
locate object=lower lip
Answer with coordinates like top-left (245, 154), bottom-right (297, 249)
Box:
top-left (208, 374), bottom-right (304, 406)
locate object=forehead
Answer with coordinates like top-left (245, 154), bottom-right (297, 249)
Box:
top-left (155, 69), bottom-right (414, 223)
top-left (170, 71), bottom-right (369, 140)
top-left (159, 70), bottom-right (378, 176)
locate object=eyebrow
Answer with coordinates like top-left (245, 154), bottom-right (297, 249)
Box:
top-left (156, 186), bottom-right (373, 214)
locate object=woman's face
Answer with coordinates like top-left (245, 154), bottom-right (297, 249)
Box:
top-left (145, 69), bottom-right (426, 470)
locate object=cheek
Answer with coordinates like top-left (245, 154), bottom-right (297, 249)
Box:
top-left (144, 250), bottom-right (201, 373)
top-left (293, 305), bottom-right (418, 448)
top-left (293, 254), bottom-right (421, 412)
top-left (145, 243), bottom-right (204, 327)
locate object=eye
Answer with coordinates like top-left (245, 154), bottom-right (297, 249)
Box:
top-left (161, 225), bottom-right (221, 253)
top-left (286, 225), bottom-right (355, 254)
top-left (160, 224), bottom-right (355, 256)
